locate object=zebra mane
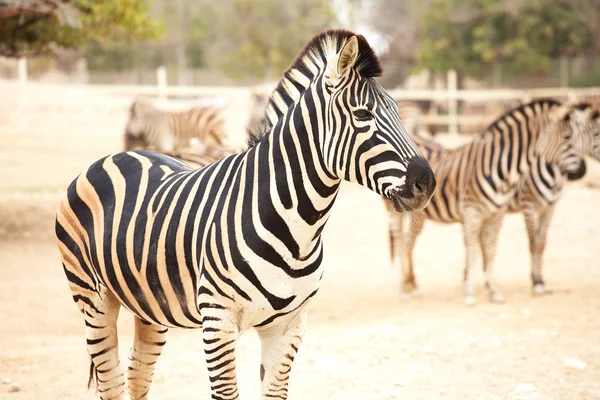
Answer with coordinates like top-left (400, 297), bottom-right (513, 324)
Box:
top-left (246, 29), bottom-right (382, 149)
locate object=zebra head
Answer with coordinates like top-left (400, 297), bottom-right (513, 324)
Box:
top-left (568, 102), bottom-right (600, 161)
top-left (541, 102), bottom-right (600, 181)
top-left (319, 34), bottom-right (436, 212)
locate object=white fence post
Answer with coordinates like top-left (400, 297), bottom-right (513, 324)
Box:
top-left (447, 69), bottom-right (458, 136)
top-left (18, 57), bottom-right (27, 83)
top-left (156, 66), bottom-right (167, 100)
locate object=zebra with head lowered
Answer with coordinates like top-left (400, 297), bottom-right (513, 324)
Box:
top-left (124, 99), bottom-right (226, 152)
top-left (56, 30), bottom-right (435, 400)
top-left (384, 99), bottom-right (600, 305)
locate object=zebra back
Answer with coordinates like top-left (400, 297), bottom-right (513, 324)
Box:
top-left (124, 100), bottom-right (226, 152)
top-left (395, 100), bottom-right (423, 135)
top-left (162, 146), bottom-right (236, 170)
top-left (412, 100), bottom-right (570, 221)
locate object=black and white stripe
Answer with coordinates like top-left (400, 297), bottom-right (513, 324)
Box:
top-left (56, 30), bottom-right (435, 400)
top-left (385, 99), bottom-right (600, 304)
top-left (124, 100), bottom-right (226, 152)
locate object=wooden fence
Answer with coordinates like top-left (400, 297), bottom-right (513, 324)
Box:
top-left (4, 66), bottom-right (600, 136)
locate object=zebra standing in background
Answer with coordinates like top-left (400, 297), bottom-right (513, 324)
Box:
top-left (124, 99), bottom-right (227, 152)
top-left (385, 99), bottom-right (600, 305)
top-left (246, 89), bottom-right (270, 133)
top-left (394, 100), bottom-right (423, 136)
top-left (507, 102), bottom-right (600, 294)
top-left (56, 30), bottom-right (435, 400)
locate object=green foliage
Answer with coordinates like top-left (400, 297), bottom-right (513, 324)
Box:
top-left (193, 0), bottom-right (336, 79)
top-left (569, 68), bottom-right (600, 87)
top-left (414, 0), bottom-right (595, 79)
top-left (0, 0), bottom-right (161, 58)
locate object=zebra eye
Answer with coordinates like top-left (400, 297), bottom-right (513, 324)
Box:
top-left (353, 109), bottom-right (373, 121)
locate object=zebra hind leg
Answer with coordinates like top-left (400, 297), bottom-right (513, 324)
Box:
top-left (257, 311), bottom-right (307, 400)
top-left (127, 316), bottom-right (168, 399)
top-left (83, 287), bottom-right (129, 400)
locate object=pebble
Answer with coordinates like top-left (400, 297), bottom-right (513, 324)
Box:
top-left (422, 345), bottom-right (434, 354)
top-left (521, 308), bottom-right (532, 319)
top-left (515, 383), bottom-right (537, 392)
top-left (490, 335), bottom-right (503, 346)
top-left (7, 382), bottom-right (22, 392)
top-left (1, 378), bottom-right (12, 384)
top-left (564, 357), bottom-right (587, 370)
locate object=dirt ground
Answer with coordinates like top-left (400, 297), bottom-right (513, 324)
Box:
top-left (1, 83), bottom-right (600, 400)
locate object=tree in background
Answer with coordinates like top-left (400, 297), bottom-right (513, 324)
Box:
top-left (413, 0), bottom-right (598, 84)
top-left (365, 0), bottom-right (423, 88)
top-left (192, 0), bottom-right (335, 79)
top-left (0, 0), bottom-right (160, 58)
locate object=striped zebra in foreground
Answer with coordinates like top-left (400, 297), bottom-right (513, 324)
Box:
top-left (56, 30), bottom-right (435, 400)
top-left (385, 99), bottom-right (600, 305)
top-left (124, 100), bottom-right (226, 152)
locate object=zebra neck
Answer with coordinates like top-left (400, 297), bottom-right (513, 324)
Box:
top-left (246, 100), bottom-right (342, 261)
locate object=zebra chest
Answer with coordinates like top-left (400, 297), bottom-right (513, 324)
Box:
top-left (199, 247), bottom-right (325, 329)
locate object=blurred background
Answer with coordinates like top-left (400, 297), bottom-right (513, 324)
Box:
top-left (1, 1), bottom-right (600, 399)
top-left (3, 0), bottom-right (600, 88)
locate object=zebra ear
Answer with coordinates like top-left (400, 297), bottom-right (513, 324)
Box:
top-left (329, 35), bottom-right (359, 80)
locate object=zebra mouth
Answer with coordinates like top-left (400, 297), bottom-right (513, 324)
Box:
top-left (387, 189), bottom-right (412, 213)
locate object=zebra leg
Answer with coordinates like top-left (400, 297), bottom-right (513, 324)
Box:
top-left (479, 215), bottom-right (505, 303)
top-left (202, 310), bottom-right (241, 400)
top-left (400, 212), bottom-right (425, 294)
top-left (84, 288), bottom-right (129, 400)
top-left (462, 209), bottom-right (484, 306)
top-left (127, 317), bottom-right (168, 399)
top-left (257, 310), bottom-right (307, 400)
top-left (524, 205), bottom-right (555, 295)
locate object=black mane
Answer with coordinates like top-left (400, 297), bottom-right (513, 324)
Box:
top-left (246, 29), bottom-right (382, 148)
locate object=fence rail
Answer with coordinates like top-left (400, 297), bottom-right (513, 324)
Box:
top-left (3, 66), bottom-right (600, 136)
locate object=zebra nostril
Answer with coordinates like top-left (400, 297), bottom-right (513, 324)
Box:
top-left (413, 181), bottom-right (424, 195)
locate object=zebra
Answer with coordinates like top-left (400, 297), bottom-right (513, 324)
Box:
top-left (56, 29), bottom-right (436, 400)
top-left (123, 99), bottom-right (226, 152)
top-left (163, 146), bottom-right (235, 169)
top-left (384, 99), bottom-right (600, 305)
top-left (246, 89), bottom-right (270, 133)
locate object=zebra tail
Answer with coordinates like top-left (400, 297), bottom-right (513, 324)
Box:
top-left (87, 357), bottom-right (98, 391)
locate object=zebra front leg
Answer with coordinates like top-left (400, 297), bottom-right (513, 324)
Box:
top-left (462, 209), bottom-right (484, 306)
top-left (127, 317), bottom-right (168, 399)
top-left (524, 205), bottom-right (555, 295)
top-left (479, 214), bottom-right (505, 303)
top-left (202, 310), bottom-right (241, 400)
top-left (399, 212), bottom-right (425, 294)
top-left (257, 310), bottom-right (307, 400)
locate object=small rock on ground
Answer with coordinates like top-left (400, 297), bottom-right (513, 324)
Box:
top-left (8, 382), bottom-right (22, 392)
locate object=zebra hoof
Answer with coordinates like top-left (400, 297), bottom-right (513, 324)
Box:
top-left (533, 284), bottom-right (553, 296)
top-left (463, 295), bottom-right (477, 306)
top-left (489, 292), bottom-right (505, 303)
top-left (402, 280), bottom-right (419, 294)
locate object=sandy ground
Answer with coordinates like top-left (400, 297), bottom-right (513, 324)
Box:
top-left (1, 82), bottom-right (600, 399)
